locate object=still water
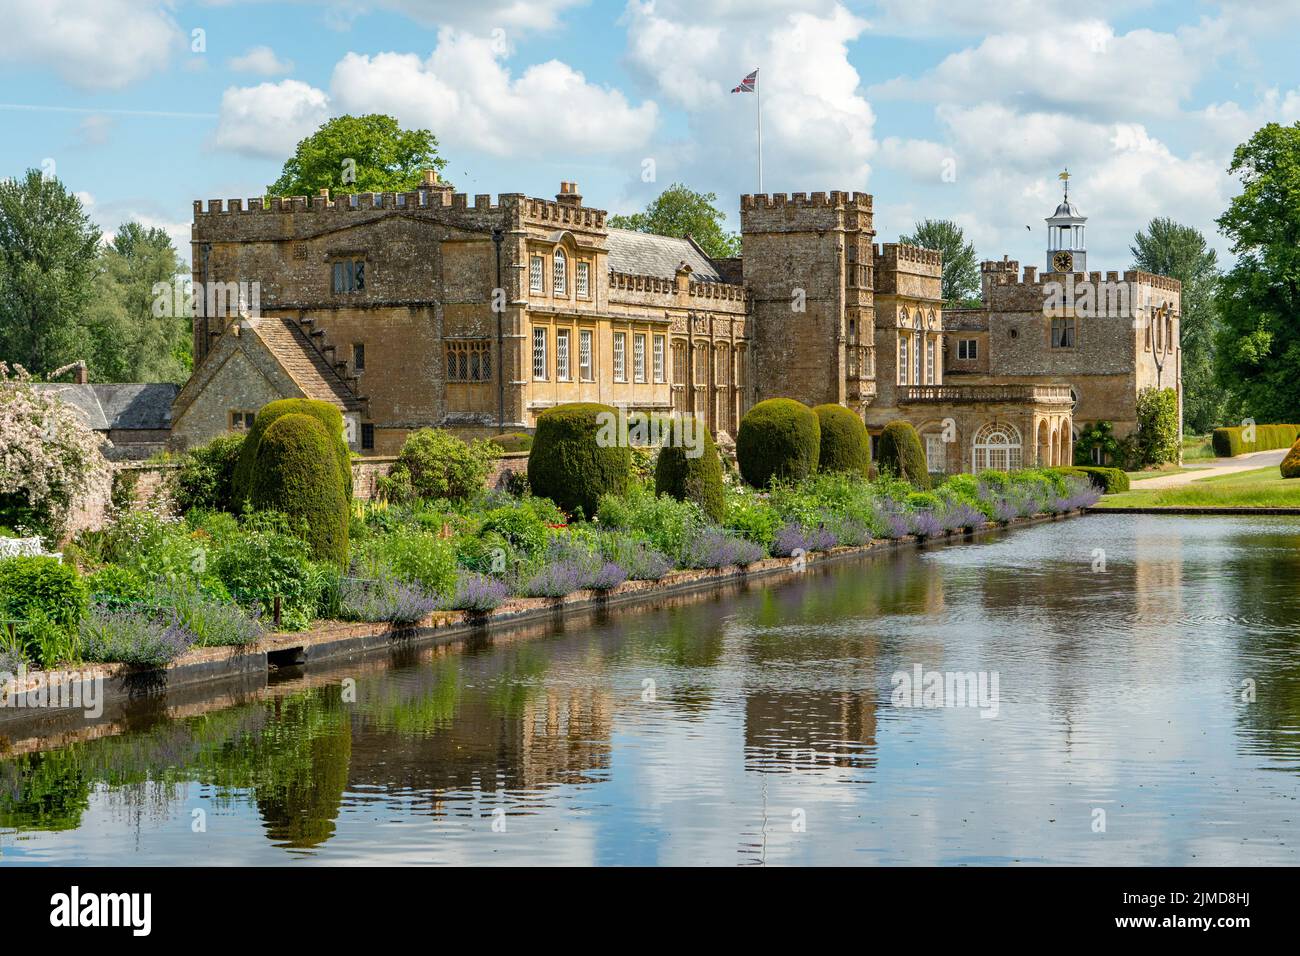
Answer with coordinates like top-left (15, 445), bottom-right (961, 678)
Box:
top-left (2, 514), bottom-right (1298, 866)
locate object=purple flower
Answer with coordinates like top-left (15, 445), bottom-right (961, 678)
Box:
top-left (683, 529), bottom-right (764, 568)
top-left (940, 501), bottom-right (985, 532)
top-left (832, 518), bottom-right (872, 547)
top-left (591, 561), bottom-right (628, 590)
top-left (341, 576), bottom-right (438, 624)
top-left (909, 510), bottom-right (943, 539)
top-left (80, 604), bottom-right (196, 667)
top-left (993, 498), bottom-right (1019, 523)
top-left (453, 571), bottom-right (509, 611)
top-left (523, 559), bottom-right (588, 597)
top-left (771, 523), bottom-right (809, 557)
top-left (874, 507), bottom-right (912, 539)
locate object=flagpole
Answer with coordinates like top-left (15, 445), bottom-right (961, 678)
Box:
top-left (756, 69), bottom-right (763, 193)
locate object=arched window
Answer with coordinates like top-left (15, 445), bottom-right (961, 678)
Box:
top-left (553, 249), bottom-right (567, 296)
top-left (972, 421), bottom-right (1023, 472)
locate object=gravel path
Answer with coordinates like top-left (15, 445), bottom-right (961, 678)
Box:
top-left (1130, 448), bottom-right (1287, 489)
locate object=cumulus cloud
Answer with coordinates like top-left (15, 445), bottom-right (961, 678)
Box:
top-left (621, 1), bottom-right (876, 196)
top-left (329, 29), bottom-right (658, 156)
top-left (0, 0), bottom-right (181, 90)
top-left (229, 45), bottom-right (295, 77)
top-left (370, 0), bottom-right (585, 31)
top-left (871, 20), bottom-right (1201, 117)
top-left (213, 79), bottom-right (330, 158)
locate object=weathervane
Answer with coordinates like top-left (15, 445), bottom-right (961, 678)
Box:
top-left (1059, 167), bottom-right (1070, 202)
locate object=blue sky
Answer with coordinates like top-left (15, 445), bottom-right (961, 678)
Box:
top-left (2, 0), bottom-right (1299, 270)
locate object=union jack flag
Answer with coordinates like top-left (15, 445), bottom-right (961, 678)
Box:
top-left (731, 69), bottom-right (758, 93)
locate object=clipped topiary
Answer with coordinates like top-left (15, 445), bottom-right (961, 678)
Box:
top-left (527, 402), bottom-right (631, 518)
top-left (877, 420), bottom-right (930, 489)
top-left (233, 398), bottom-right (352, 508)
top-left (813, 404), bottom-right (871, 475)
top-left (655, 417), bottom-right (725, 522)
top-left (248, 413), bottom-right (349, 565)
top-left (736, 398), bottom-right (820, 488)
top-left (174, 433), bottom-right (244, 514)
top-left (1282, 437), bottom-right (1300, 479)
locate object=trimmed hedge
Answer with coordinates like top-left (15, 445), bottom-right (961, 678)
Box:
top-left (736, 398), bottom-right (820, 488)
top-left (1211, 424), bottom-right (1300, 458)
top-left (233, 398), bottom-right (352, 508)
top-left (813, 404), bottom-right (870, 475)
top-left (174, 433), bottom-right (244, 514)
top-left (1052, 465), bottom-right (1130, 494)
top-left (655, 417), bottom-right (725, 522)
top-left (0, 556), bottom-right (87, 630)
top-left (489, 432), bottom-right (534, 453)
top-left (877, 420), bottom-right (930, 489)
top-left (248, 413), bottom-right (350, 565)
top-left (1282, 438), bottom-right (1300, 479)
top-left (527, 403), bottom-right (631, 518)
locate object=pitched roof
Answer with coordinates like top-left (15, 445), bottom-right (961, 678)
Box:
top-left (605, 228), bottom-right (722, 281)
top-left (245, 318), bottom-right (362, 412)
top-left (29, 382), bottom-right (178, 431)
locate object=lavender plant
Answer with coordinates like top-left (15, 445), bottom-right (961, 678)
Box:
top-left (451, 571), bottom-right (509, 612)
top-left (682, 528), bottom-right (764, 569)
top-left (79, 604), bottom-right (195, 667)
top-left (340, 576), bottom-right (438, 625)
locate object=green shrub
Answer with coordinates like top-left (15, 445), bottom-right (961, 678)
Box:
top-left (1212, 423), bottom-right (1300, 457)
top-left (0, 557), bottom-right (87, 630)
top-left (528, 403), bottom-right (631, 517)
top-left (357, 528), bottom-right (458, 598)
top-left (174, 434), bottom-right (244, 514)
top-left (736, 398), bottom-right (820, 488)
top-left (478, 500), bottom-right (556, 558)
top-left (723, 485), bottom-right (783, 550)
top-left (654, 418), bottom-right (725, 522)
top-left (1282, 438), bottom-right (1300, 479)
top-left (84, 565), bottom-right (149, 609)
top-left (877, 420), bottom-right (930, 489)
top-left (488, 432), bottom-right (533, 453)
top-left (1134, 387), bottom-right (1180, 466)
top-left (248, 414), bottom-right (350, 566)
top-left (210, 517), bottom-right (316, 629)
top-left (1052, 465), bottom-right (1129, 493)
top-left (232, 398), bottom-right (352, 508)
top-left (389, 428), bottom-right (497, 502)
top-left (813, 404), bottom-right (870, 475)
top-left (596, 483), bottom-right (704, 559)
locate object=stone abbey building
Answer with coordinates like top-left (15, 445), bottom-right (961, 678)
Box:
top-left (171, 173), bottom-right (1180, 474)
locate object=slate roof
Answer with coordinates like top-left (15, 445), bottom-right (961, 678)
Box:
top-left (245, 318), bottom-right (362, 412)
top-left (29, 383), bottom-right (178, 431)
top-left (605, 228), bottom-right (723, 282)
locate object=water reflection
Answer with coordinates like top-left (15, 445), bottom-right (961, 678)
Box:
top-left (2, 515), bottom-right (1299, 864)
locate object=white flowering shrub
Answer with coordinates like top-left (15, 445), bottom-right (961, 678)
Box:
top-left (0, 363), bottom-right (111, 537)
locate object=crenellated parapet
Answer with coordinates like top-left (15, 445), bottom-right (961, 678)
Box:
top-left (874, 242), bottom-right (942, 275)
top-left (608, 270), bottom-right (747, 313)
top-left (740, 191), bottom-right (872, 211)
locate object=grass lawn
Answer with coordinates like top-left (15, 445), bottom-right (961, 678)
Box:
top-left (1182, 434), bottom-right (1216, 460)
top-left (1097, 465), bottom-right (1300, 508)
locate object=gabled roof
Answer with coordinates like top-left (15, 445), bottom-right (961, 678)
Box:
top-left (244, 318), bottom-right (362, 411)
top-left (29, 382), bottom-right (178, 431)
top-left (605, 228), bottom-right (722, 281)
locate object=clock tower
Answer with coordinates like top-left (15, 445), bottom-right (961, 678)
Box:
top-left (1046, 169), bottom-right (1086, 274)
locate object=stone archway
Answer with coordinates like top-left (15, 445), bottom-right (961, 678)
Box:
top-left (1037, 419), bottom-right (1050, 466)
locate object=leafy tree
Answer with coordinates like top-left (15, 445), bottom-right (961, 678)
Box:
top-left (0, 170), bottom-right (101, 374)
top-left (899, 219), bottom-right (980, 307)
top-left (608, 184), bottom-right (741, 259)
top-left (1134, 387), bottom-right (1180, 466)
top-left (84, 222), bottom-right (190, 384)
top-left (1215, 121), bottom-right (1300, 423)
top-left (1129, 218), bottom-right (1224, 433)
top-left (269, 114), bottom-right (447, 197)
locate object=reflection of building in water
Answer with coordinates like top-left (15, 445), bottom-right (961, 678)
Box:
top-left (743, 690), bottom-right (878, 773)
top-left (1133, 528), bottom-right (1184, 628)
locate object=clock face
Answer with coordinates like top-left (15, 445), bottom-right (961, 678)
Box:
top-left (1053, 251), bottom-right (1074, 273)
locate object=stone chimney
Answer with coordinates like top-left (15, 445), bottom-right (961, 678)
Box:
top-left (556, 181), bottom-right (583, 206)
top-left (73, 361), bottom-right (88, 384)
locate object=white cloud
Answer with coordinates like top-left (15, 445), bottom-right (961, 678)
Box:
top-left (212, 80), bottom-right (331, 158)
top-left (78, 190), bottom-right (192, 266)
top-left (621, 1), bottom-right (877, 196)
top-left (371, 0), bottom-right (585, 31)
top-left (229, 45), bottom-right (295, 77)
top-left (871, 20), bottom-right (1201, 116)
top-left (330, 29), bottom-right (658, 156)
top-left (0, 0), bottom-right (181, 90)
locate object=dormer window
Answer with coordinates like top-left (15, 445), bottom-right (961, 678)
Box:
top-left (553, 249), bottom-right (567, 296)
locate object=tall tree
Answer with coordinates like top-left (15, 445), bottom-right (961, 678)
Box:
top-left (1129, 217), bottom-right (1224, 433)
top-left (898, 219), bottom-right (980, 307)
top-left (269, 114), bottom-right (447, 197)
top-left (608, 184), bottom-right (741, 259)
top-left (1215, 121), bottom-right (1300, 423)
top-left (0, 170), bottom-right (101, 374)
top-left (84, 222), bottom-right (191, 384)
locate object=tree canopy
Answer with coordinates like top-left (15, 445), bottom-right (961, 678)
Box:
top-left (0, 170), bottom-right (101, 374)
top-left (269, 114), bottom-right (447, 197)
top-left (608, 184), bottom-right (741, 259)
top-left (1130, 217), bottom-right (1223, 432)
top-left (1214, 121), bottom-right (1300, 423)
top-left (898, 219), bottom-right (980, 308)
